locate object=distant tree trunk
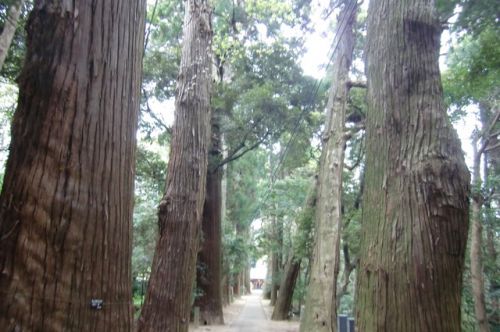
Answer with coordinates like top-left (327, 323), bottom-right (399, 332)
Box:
top-left (271, 256), bottom-right (301, 320)
top-left (300, 1), bottom-right (357, 331)
top-left (0, 0), bottom-right (25, 70)
top-left (471, 137), bottom-right (490, 332)
top-left (0, 1), bottom-right (145, 330)
top-left (470, 108), bottom-right (499, 332)
top-left (270, 243), bottom-right (281, 306)
top-left (273, 177), bottom-right (319, 321)
top-left (194, 109), bottom-right (224, 325)
top-left (233, 273), bottom-right (241, 297)
top-left (264, 257), bottom-right (272, 299)
top-left (244, 266), bottom-right (251, 294)
top-left (355, 0), bottom-right (470, 331)
top-left (221, 274), bottom-right (230, 305)
top-left (136, 1), bottom-right (212, 331)
top-left (336, 244), bottom-right (356, 308)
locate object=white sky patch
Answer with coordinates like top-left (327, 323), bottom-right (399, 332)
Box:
top-left (250, 257), bottom-right (267, 280)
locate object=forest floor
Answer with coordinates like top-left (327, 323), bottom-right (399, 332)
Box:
top-left (190, 290), bottom-right (299, 332)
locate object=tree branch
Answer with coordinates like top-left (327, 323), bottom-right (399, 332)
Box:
top-left (143, 0), bottom-right (160, 55)
top-left (478, 108), bottom-right (500, 157)
top-left (215, 131), bottom-right (270, 170)
top-left (485, 142), bottom-right (500, 153)
top-left (142, 89), bottom-right (172, 135)
top-left (347, 80), bottom-right (367, 89)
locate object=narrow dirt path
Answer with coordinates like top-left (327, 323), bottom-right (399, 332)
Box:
top-left (191, 290), bottom-right (299, 332)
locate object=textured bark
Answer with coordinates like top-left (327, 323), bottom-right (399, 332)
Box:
top-left (470, 108), bottom-right (499, 332)
top-left (300, 2), bottom-right (357, 331)
top-left (244, 266), bottom-right (251, 294)
top-left (271, 256), bottom-right (301, 320)
top-left (233, 273), bottom-right (241, 297)
top-left (136, 1), bottom-right (212, 331)
top-left (355, 1), bottom-right (470, 331)
top-left (471, 139), bottom-right (490, 332)
top-left (0, 0), bottom-right (25, 70)
top-left (263, 257), bottom-right (272, 299)
top-left (0, 1), bottom-right (145, 330)
top-left (336, 244), bottom-right (356, 308)
top-left (270, 248), bottom-right (280, 306)
top-left (194, 110), bottom-right (224, 325)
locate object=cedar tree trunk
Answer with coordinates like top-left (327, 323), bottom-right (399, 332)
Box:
top-left (471, 138), bottom-right (490, 332)
top-left (0, 1), bottom-right (145, 330)
top-left (136, 1), bottom-right (213, 331)
top-left (271, 255), bottom-right (301, 320)
top-left (355, 1), bottom-right (470, 331)
top-left (0, 0), bottom-right (25, 70)
top-left (300, 1), bottom-right (357, 331)
top-left (194, 110), bottom-right (224, 325)
top-left (270, 246), bottom-right (280, 306)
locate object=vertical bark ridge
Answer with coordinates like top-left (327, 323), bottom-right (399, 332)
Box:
top-left (300, 1), bottom-right (358, 331)
top-left (194, 109), bottom-right (225, 325)
top-left (136, 0), bottom-right (213, 331)
top-left (0, 0), bottom-right (146, 331)
top-left (355, 1), bottom-right (470, 331)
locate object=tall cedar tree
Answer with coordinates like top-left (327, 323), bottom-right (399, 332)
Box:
top-left (0, 1), bottom-right (146, 330)
top-left (194, 108), bottom-right (224, 325)
top-left (136, 0), bottom-right (213, 331)
top-left (272, 177), bottom-right (318, 321)
top-left (300, 1), bottom-right (358, 331)
top-left (355, 1), bottom-right (470, 331)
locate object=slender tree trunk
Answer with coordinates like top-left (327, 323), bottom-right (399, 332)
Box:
top-left (264, 257), bottom-right (272, 299)
top-left (0, 1), bottom-right (145, 330)
top-left (273, 177), bottom-right (319, 321)
top-left (300, 1), bottom-right (357, 331)
top-left (136, 1), bottom-right (212, 331)
top-left (336, 244), bottom-right (356, 308)
top-left (481, 108), bottom-right (500, 327)
top-left (471, 138), bottom-right (490, 332)
top-left (244, 266), bottom-right (251, 294)
top-left (271, 256), bottom-right (301, 320)
top-left (0, 0), bottom-right (24, 70)
top-left (270, 245), bottom-right (280, 306)
top-left (221, 274), bottom-right (230, 306)
top-left (355, 1), bottom-right (470, 331)
top-left (194, 110), bottom-right (224, 325)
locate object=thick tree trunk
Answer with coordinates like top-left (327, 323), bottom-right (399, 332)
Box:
top-left (300, 1), bottom-right (357, 331)
top-left (471, 140), bottom-right (490, 332)
top-left (194, 110), bottom-right (224, 325)
top-left (136, 1), bottom-right (212, 331)
top-left (0, 0), bottom-right (25, 70)
top-left (233, 273), bottom-right (241, 297)
top-left (271, 256), bottom-right (301, 320)
top-left (0, 1), bottom-right (145, 330)
top-left (243, 266), bottom-right (251, 294)
top-left (270, 248), bottom-right (280, 306)
top-left (355, 1), bottom-right (470, 331)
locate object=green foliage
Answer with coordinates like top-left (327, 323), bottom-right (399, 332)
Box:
top-left (292, 179), bottom-right (316, 260)
top-left (132, 144), bottom-right (167, 281)
top-left (454, 0), bottom-right (500, 36)
top-left (443, 26), bottom-right (500, 110)
top-left (142, 0), bottom-right (183, 102)
top-left (0, 1), bottom-right (32, 83)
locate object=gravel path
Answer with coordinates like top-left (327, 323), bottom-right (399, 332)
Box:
top-left (191, 290), bottom-right (299, 332)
